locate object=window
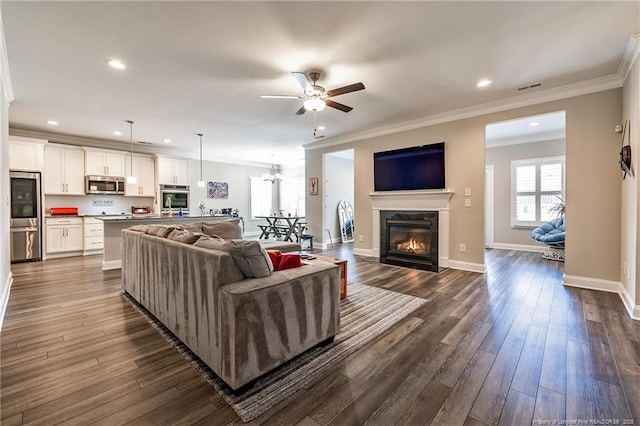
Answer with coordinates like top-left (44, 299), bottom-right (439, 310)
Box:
top-left (279, 175), bottom-right (305, 217)
top-left (511, 156), bottom-right (565, 227)
top-left (250, 176), bottom-right (273, 218)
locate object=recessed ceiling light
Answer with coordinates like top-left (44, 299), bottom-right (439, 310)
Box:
top-left (112, 130), bottom-right (122, 136)
top-left (476, 79), bottom-right (492, 88)
top-left (317, 126), bottom-right (326, 130)
top-left (530, 121), bottom-right (541, 127)
top-left (163, 139), bottom-right (171, 143)
top-left (46, 120), bottom-right (59, 126)
top-left (107, 59), bottom-right (126, 70)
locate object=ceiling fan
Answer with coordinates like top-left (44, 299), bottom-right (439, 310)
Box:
top-left (261, 72), bottom-right (365, 115)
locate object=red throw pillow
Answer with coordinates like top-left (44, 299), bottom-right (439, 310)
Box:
top-left (277, 254), bottom-right (302, 271)
top-left (266, 250), bottom-right (281, 269)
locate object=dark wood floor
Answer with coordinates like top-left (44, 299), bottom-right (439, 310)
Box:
top-left (2, 246), bottom-right (639, 425)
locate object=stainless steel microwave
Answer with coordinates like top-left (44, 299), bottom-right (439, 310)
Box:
top-left (85, 175), bottom-right (125, 195)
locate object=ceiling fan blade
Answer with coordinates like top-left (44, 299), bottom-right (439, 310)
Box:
top-left (326, 82), bottom-right (365, 98)
top-left (295, 105), bottom-right (307, 115)
top-left (261, 95), bottom-right (301, 99)
top-left (325, 99), bottom-right (353, 113)
top-left (292, 72), bottom-right (313, 93)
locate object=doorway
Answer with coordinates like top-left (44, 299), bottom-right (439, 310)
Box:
top-left (322, 149), bottom-right (354, 248)
top-left (484, 111), bottom-right (566, 252)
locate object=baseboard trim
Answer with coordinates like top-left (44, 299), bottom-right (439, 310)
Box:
top-left (563, 274), bottom-right (639, 321)
top-left (1, 271), bottom-right (14, 331)
top-left (353, 248), bottom-right (375, 257)
top-left (490, 243), bottom-right (546, 253)
top-left (102, 260), bottom-right (122, 271)
top-left (447, 260), bottom-right (487, 273)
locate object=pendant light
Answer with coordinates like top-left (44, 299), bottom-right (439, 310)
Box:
top-left (126, 120), bottom-right (137, 184)
top-left (197, 133), bottom-right (205, 188)
top-left (262, 154), bottom-right (282, 184)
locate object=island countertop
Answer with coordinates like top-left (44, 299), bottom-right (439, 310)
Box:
top-left (100, 215), bottom-right (233, 270)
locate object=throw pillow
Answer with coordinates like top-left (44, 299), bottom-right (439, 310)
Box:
top-left (129, 224), bottom-right (150, 233)
top-left (194, 236), bottom-right (273, 278)
top-left (146, 225), bottom-right (176, 238)
top-left (266, 250), bottom-right (282, 268)
top-left (167, 229), bottom-right (200, 244)
top-left (277, 254), bottom-right (302, 271)
top-left (201, 219), bottom-right (242, 239)
top-left (183, 222), bottom-right (204, 234)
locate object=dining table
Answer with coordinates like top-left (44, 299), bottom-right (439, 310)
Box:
top-left (256, 215), bottom-right (306, 242)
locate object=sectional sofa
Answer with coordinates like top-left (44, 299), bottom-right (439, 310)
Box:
top-left (121, 221), bottom-right (341, 390)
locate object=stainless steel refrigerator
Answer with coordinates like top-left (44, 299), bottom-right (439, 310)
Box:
top-left (10, 171), bottom-right (42, 263)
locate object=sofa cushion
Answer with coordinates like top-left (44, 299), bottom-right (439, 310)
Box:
top-left (258, 240), bottom-right (301, 253)
top-left (129, 224), bottom-right (151, 233)
top-left (167, 229), bottom-right (200, 244)
top-left (201, 219), bottom-right (242, 239)
top-left (194, 236), bottom-right (273, 278)
top-left (182, 222), bottom-right (204, 233)
top-left (146, 225), bottom-right (176, 237)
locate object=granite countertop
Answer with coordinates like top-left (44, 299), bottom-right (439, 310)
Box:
top-left (97, 215), bottom-right (233, 222)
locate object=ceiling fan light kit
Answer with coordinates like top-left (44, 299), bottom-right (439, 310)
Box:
top-left (262, 71), bottom-right (365, 115)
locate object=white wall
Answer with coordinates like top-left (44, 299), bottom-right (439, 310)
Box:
top-left (485, 139), bottom-right (565, 248)
top-left (322, 153), bottom-right (354, 245)
top-left (188, 158), bottom-right (278, 235)
top-left (0, 11), bottom-right (13, 329)
top-left (621, 36), bottom-right (640, 318)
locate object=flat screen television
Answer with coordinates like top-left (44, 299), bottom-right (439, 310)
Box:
top-left (373, 142), bottom-right (445, 191)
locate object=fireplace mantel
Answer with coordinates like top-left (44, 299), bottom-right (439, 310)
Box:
top-left (366, 189), bottom-right (453, 268)
top-left (369, 189), bottom-right (454, 210)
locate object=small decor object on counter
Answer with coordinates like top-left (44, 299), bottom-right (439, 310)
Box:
top-left (232, 208), bottom-right (239, 217)
top-left (178, 208), bottom-right (183, 217)
top-left (198, 201), bottom-right (207, 216)
top-left (208, 181), bottom-right (229, 199)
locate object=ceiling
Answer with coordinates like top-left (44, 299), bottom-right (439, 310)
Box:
top-left (486, 110), bottom-right (566, 148)
top-left (2, 2), bottom-right (638, 166)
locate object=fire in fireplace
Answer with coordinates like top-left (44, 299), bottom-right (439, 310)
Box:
top-left (380, 210), bottom-right (439, 272)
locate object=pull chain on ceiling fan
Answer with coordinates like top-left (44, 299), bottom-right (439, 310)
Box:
top-left (261, 71), bottom-right (365, 115)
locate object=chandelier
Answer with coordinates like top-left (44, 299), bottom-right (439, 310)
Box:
top-left (263, 156), bottom-right (282, 184)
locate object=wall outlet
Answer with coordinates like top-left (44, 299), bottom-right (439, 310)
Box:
top-left (359, 235), bottom-right (364, 242)
top-left (464, 198), bottom-right (471, 207)
top-left (459, 243), bottom-right (466, 253)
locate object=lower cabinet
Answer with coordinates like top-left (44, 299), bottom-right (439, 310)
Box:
top-left (83, 217), bottom-right (104, 254)
top-left (46, 217), bottom-right (84, 256)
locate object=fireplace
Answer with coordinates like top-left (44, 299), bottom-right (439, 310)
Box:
top-left (380, 210), bottom-right (439, 272)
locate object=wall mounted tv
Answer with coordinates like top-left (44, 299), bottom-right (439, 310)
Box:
top-left (373, 142), bottom-right (445, 191)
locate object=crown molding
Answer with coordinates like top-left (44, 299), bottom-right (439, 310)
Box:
top-left (304, 74), bottom-right (623, 152)
top-left (617, 33), bottom-right (640, 83)
top-left (0, 10), bottom-right (14, 102)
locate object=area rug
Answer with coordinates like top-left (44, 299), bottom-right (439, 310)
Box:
top-left (122, 283), bottom-right (427, 422)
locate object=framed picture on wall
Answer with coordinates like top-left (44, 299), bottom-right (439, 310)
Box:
top-left (309, 177), bottom-right (319, 195)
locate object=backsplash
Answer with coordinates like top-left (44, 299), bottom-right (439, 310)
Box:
top-left (45, 195), bottom-right (157, 215)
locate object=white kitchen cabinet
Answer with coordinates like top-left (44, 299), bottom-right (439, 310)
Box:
top-left (83, 217), bottom-right (104, 254)
top-left (85, 148), bottom-right (126, 177)
top-left (9, 136), bottom-right (47, 171)
top-left (125, 154), bottom-right (155, 197)
top-left (157, 157), bottom-right (190, 185)
top-left (44, 144), bottom-right (85, 195)
top-left (46, 217), bottom-right (83, 255)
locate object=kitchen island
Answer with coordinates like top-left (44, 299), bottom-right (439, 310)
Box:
top-left (97, 215), bottom-right (232, 270)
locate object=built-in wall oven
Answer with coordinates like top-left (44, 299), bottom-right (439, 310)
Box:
top-left (160, 184), bottom-right (189, 215)
top-left (10, 171), bottom-right (42, 263)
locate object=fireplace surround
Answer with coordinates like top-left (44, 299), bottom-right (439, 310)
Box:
top-left (380, 210), bottom-right (439, 272)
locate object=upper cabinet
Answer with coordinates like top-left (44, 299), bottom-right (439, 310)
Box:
top-left (125, 154), bottom-right (155, 197)
top-left (9, 136), bottom-right (47, 171)
top-left (157, 157), bottom-right (190, 185)
top-left (44, 144), bottom-right (85, 195)
top-left (85, 148), bottom-right (126, 177)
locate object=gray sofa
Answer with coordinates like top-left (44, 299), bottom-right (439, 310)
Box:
top-left (121, 226), bottom-right (340, 390)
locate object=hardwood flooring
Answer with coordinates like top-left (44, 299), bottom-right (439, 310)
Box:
top-left (2, 247), bottom-right (639, 425)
